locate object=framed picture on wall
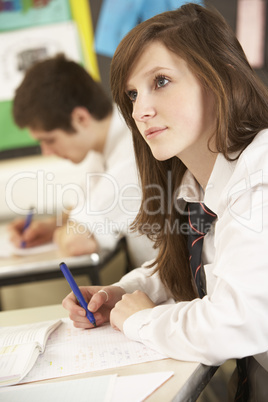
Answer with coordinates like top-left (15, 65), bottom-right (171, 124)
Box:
top-left (0, 21), bottom-right (81, 159)
top-left (205, 0), bottom-right (268, 85)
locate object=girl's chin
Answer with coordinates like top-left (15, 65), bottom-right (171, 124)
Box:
top-left (151, 150), bottom-right (175, 162)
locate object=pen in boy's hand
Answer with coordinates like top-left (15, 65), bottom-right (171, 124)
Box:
top-left (21, 207), bottom-right (34, 248)
top-left (59, 262), bottom-right (96, 327)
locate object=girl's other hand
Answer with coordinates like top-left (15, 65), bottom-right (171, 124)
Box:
top-left (110, 290), bottom-right (156, 332)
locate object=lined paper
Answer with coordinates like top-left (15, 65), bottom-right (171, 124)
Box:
top-left (22, 318), bottom-right (167, 384)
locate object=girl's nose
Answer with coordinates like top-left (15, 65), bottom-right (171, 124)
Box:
top-left (132, 95), bottom-right (156, 122)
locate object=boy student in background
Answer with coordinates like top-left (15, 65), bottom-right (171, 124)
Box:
top-left (9, 54), bottom-right (157, 268)
top-left (62, 3), bottom-right (268, 400)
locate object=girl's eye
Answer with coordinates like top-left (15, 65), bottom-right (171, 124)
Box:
top-left (126, 90), bottom-right (137, 102)
top-left (155, 75), bottom-right (169, 89)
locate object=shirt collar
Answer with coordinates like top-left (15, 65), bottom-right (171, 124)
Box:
top-left (177, 153), bottom-right (237, 215)
top-left (204, 153), bottom-right (237, 214)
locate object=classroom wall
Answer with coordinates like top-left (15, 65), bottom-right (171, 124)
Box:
top-left (0, 155), bottom-right (90, 221)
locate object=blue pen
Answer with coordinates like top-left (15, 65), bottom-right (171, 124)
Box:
top-left (60, 262), bottom-right (96, 327)
top-left (21, 207), bottom-right (34, 248)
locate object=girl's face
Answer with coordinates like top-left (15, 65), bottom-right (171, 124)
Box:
top-left (126, 41), bottom-right (217, 176)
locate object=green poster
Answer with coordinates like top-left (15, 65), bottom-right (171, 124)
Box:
top-left (0, 100), bottom-right (38, 153)
top-left (0, 0), bottom-right (71, 32)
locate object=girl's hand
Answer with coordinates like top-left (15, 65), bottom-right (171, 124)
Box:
top-left (62, 285), bottom-right (126, 329)
top-left (110, 290), bottom-right (156, 332)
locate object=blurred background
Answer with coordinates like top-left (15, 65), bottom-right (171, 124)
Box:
top-left (0, 2), bottom-right (266, 399)
top-left (0, 0), bottom-right (267, 171)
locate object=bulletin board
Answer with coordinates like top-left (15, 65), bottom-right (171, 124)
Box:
top-left (1, 0), bottom-right (267, 160)
top-left (0, 0), bottom-right (99, 159)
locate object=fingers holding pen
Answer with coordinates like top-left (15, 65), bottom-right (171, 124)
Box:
top-left (62, 287), bottom-right (94, 329)
top-left (62, 286), bottom-right (126, 329)
top-left (88, 286), bottom-right (126, 313)
top-left (8, 218), bottom-right (56, 248)
top-left (22, 219), bottom-right (56, 247)
top-left (87, 286), bottom-right (126, 325)
top-left (88, 289), bottom-right (111, 325)
top-left (8, 219), bottom-right (25, 247)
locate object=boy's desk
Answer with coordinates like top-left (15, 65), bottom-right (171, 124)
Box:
top-left (0, 221), bottom-right (126, 287)
top-left (0, 249), bottom-right (117, 286)
top-left (0, 244), bottom-right (124, 287)
top-left (0, 304), bottom-right (217, 402)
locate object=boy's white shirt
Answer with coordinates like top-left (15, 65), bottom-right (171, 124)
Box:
top-left (69, 106), bottom-right (157, 268)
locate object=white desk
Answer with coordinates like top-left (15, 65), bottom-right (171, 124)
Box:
top-left (0, 304), bottom-right (217, 401)
top-left (0, 221), bottom-right (127, 287)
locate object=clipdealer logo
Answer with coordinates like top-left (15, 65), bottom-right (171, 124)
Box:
top-left (227, 170), bottom-right (264, 233)
top-left (5, 170), bottom-right (141, 221)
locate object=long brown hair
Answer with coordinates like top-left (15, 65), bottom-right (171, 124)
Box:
top-left (110, 3), bottom-right (268, 301)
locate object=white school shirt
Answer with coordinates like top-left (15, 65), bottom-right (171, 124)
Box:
top-left (69, 107), bottom-right (157, 268)
top-left (113, 129), bottom-right (268, 370)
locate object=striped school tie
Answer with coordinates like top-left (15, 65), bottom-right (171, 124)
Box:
top-left (187, 202), bottom-right (217, 298)
top-left (187, 202), bottom-right (249, 401)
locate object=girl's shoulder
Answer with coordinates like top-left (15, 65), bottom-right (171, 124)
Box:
top-left (238, 129), bottom-right (268, 172)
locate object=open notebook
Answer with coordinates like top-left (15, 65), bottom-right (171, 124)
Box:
top-left (0, 318), bottom-right (167, 387)
top-left (0, 320), bottom-right (62, 386)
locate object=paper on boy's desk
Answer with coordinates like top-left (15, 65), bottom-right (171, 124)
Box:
top-left (21, 318), bottom-right (167, 384)
top-left (0, 232), bottom-right (57, 257)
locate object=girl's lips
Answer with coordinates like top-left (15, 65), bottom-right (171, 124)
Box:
top-left (144, 127), bottom-right (167, 139)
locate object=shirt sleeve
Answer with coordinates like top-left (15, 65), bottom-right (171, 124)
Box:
top-left (69, 136), bottom-right (141, 251)
top-left (113, 260), bottom-right (173, 303)
top-left (122, 142), bottom-right (268, 367)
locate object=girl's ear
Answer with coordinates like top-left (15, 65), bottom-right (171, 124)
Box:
top-left (71, 107), bottom-right (92, 129)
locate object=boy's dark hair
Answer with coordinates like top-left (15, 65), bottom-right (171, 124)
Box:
top-left (13, 54), bottom-right (113, 132)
